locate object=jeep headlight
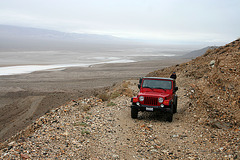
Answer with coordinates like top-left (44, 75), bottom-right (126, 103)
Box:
top-left (139, 96), bottom-right (144, 101)
top-left (158, 97), bottom-right (164, 103)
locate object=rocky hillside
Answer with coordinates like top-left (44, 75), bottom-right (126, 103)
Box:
top-left (147, 38), bottom-right (240, 128)
top-left (0, 39), bottom-right (239, 159)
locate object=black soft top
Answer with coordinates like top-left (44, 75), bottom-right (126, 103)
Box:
top-left (141, 77), bottom-right (174, 81)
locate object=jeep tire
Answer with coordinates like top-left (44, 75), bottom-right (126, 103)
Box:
top-left (166, 113), bottom-right (173, 122)
top-left (131, 107), bottom-right (138, 119)
top-left (173, 96), bottom-right (178, 114)
top-left (167, 104), bottom-right (174, 122)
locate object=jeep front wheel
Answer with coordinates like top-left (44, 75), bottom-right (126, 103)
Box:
top-left (167, 113), bottom-right (173, 122)
top-left (167, 104), bottom-right (174, 122)
top-left (131, 107), bottom-right (138, 119)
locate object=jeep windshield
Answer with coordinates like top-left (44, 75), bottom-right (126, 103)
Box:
top-left (142, 79), bottom-right (172, 90)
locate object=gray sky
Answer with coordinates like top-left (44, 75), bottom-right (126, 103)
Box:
top-left (0, 0), bottom-right (239, 45)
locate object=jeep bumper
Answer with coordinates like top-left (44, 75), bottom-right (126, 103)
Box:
top-left (131, 104), bottom-right (172, 113)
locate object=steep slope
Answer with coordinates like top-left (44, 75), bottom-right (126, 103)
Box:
top-left (147, 38), bottom-right (240, 127)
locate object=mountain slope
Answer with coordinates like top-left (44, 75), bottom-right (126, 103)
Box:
top-left (181, 46), bottom-right (218, 59)
top-left (147, 38), bottom-right (240, 127)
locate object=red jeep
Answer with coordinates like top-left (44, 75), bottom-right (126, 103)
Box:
top-left (131, 77), bottom-right (178, 122)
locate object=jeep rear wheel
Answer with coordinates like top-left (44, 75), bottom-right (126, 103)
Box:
top-left (173, 96), bottom-right (178, 113)
top-left (131, 107), bottom-right (138, 119)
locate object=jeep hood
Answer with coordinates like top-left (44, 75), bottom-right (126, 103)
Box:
top-left (138, 91), bottom-right (170, 98)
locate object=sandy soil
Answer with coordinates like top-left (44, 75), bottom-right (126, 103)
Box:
top-left (0, 58), bottom-right (189, 142)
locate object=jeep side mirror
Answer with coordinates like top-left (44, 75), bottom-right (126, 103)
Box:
top-left (138, 84), bottom-right (141, 89)
top-left (175, 86), bottom-right (178, 91)
top-left (138, 77), bottom-right (142, 89)
top-left (139, 78), bottom-right (142, 84)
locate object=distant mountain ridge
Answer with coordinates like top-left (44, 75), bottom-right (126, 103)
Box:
top-left (182, 46), bottom-right (218, 59)
top-left (0, 25), bottom-right (120, 41)
top-left (0, 25), bottom-right (211, 58)
top-left (0, 25), bottom-right (132, 51)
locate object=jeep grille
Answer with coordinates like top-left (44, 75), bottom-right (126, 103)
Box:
top-left (143, 97), bottom-right (158, 106)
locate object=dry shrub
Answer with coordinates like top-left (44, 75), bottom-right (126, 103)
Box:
top-left (98, 93), bottom-right (110, 101)
top-left (107, 101), bottom-right (116, 106)
top-left (82, 104), bottom-right (91, 111)
top-left (122, 81), bottom-right (130, 88)
top-left (81, 129), bottom-right (90, 135)
top-left (122, 88), bottom-right (133, 97)
top-left (73, 122), bottom-right (88, 126)
top-left (110, 91), bottom-right (121, 99)
top-left (109, 80), bottom-right (133, 98)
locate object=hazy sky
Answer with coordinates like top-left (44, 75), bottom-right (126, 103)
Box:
top-left (0, 0), bottom-right (239, 45)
